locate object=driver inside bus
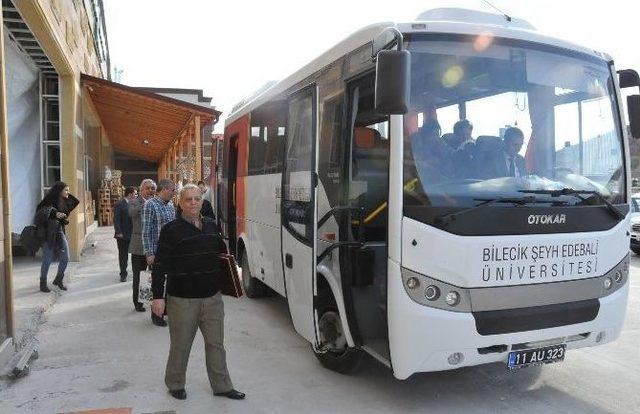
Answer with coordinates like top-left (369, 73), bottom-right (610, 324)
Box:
top-left (483, 127), bottom-right (527, 178)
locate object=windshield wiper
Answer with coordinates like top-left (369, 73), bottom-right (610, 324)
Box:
top-left (434, 196), bottom-right (560, 227)
top-left (519, 188), bottom-right (624, 220)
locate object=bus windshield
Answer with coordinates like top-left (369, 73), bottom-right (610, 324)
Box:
top-left (403, 36), bottom-right (625, 222)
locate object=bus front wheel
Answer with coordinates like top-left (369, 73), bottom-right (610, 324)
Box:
top-left (240, 251), bottom-right (266, 298)
top-left (312, 303), bottom-right (364, 374)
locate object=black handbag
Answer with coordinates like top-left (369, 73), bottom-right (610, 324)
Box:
top-left (20, 225), bottom-right (42, 255)
top-left (218, 254), bottom-right (243, 298)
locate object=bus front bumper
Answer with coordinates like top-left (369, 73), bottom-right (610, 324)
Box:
top-left (387, 262), bottom-right (630, 380)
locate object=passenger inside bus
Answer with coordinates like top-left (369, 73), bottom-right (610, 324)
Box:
top-left (445, 119), bottom-right (476, 178)
top-left (444, 119), bottom-right (474, 150)
top-left (409, 119), bottom-right (454, 183)
top-left (480, 127), bottom-right (527, 178)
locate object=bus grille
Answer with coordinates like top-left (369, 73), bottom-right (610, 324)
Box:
top-left (472, 299), bottom-right (599, 336)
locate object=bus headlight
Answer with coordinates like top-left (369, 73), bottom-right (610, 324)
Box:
top-left (603, 277), bottom-right (612, 290)
top-left (445, 291), bottom-right (460, 306)
top-left (424, 285), bottom-right (440, 301)
top-left (401, 268), bottom-right (471, 312)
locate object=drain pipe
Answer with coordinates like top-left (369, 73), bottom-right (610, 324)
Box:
top-left (0, 15), bottom-right (15, 342)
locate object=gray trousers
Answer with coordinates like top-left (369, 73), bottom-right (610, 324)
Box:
top-left (165, 293), bottom-right (234, 392)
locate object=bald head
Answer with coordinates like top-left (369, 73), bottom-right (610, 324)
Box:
top-left (179, 183), bottom-right (203, 218)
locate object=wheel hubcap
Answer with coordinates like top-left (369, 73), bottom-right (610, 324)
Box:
top-left (318, 311), bottom-right (347, 352)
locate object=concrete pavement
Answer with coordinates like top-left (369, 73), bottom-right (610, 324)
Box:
top-left (0, 225), bottom-right (639, 413)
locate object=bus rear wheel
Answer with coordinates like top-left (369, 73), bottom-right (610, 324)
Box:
top-left (313, 304), bottom-right (364, 374)
top-left (240, 251), bottom-right (266, 298)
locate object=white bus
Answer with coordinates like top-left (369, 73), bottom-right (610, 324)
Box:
top-left (218, 8), bottom-right (640, 379)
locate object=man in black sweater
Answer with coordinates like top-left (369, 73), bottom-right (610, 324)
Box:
top-left (151, 183), bottom-right (244, 402)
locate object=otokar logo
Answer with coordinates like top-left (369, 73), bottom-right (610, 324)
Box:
top-left (527, 214), bottom-right (567, 224)
top-left (527, 214), bottom-right (566, 225)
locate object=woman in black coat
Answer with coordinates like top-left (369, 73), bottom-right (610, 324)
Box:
top-left (34, 181), bottom-right (79, 292)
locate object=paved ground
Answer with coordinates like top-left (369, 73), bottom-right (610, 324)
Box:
top-left (0, 226), bottom-right (639, 413)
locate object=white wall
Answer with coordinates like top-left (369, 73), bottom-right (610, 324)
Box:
top-left (5, 32), bottom-right (41, 234)
top-left (155, 92), bottom-right (212, 108)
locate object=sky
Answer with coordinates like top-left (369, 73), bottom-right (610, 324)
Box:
top-left (103, 0), bottom-right (640, 133)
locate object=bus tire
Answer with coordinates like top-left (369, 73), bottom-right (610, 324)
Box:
top-left (632, 247), bottom-right (640, 255)
top-left (240, 251), bottom-right (266, 298)
top-left (313, 301), bottom-right (364, 374)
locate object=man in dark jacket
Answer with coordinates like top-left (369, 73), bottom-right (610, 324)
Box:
top-left (114, 186), bottom-right (137, 282)
top-left (197, 180), bottom-right (215, 219)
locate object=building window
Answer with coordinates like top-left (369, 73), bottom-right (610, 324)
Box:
top-left (41, 74), bottom-right (61, 189)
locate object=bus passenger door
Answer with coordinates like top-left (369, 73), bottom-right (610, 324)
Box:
top-left (226, 134), bottom-right (239, 255)
top-left (281, 86), bottom-right (318, 344)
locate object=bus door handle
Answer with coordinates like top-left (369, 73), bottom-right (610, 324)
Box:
top-left (285, 253), bottom-right (293, 269)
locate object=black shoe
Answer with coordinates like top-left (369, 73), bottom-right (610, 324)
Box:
top-left (134, 303), bottom-right (146, 312)
top-left (169, 388), bottom-right (187, 400)
top-left (52, 279), bottom-right (67, 291)
top-left (120, 275), bottom-right (127, 282)
top-left (151, 314), bottom-right (167, 327)
top-left (40, 282), bottom-right (50, 293)
top-left (214, 389), bottom-right (245, 400)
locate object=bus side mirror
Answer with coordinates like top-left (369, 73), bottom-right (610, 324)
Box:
top-left (628, 95), bottom-right (640, 139)
top-left (375, 50), bottom-right (410, 115)
top-left (618, 69), bottom-right (640, 139)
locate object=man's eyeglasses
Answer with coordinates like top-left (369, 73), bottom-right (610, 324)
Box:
top-left (183, 196), bottom-right (202, 202)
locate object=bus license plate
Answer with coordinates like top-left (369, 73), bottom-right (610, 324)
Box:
top-left (507, 344), bottom-right (566, 370)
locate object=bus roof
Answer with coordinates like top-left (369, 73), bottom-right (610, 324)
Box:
top-left (225, 8), bottom-right (611, 127)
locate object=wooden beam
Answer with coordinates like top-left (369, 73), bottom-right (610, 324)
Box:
top-left (172, 144), bottom-right (177, 182)
top-left (186, 129), bottom-right (193, 158)
top-left (164, 153), bottom-right (168, 179)
top-left (169, 146), bottom-right (173, 181)
top-left (195, 115), bottom-right (202, 181)
top-left (0, 12), bottom-right (16, 340)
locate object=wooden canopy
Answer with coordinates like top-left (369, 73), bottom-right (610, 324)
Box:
top-left (81, 74), bottom-right (220, 164)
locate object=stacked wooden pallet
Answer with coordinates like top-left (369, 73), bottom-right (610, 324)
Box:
top-left (85, 190), bottom-right (95, 227)
top-left (98, 187), bottom-right (112, 226)
top-left (97, 171), bottom-right (126, 227)
top-left (109, 177), bottom-right (123, 206)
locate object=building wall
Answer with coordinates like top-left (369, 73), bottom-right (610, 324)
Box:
top-left (13, 0), bottom-right (109, 260)
top-left (4, 31), bottom-right (41, 235)
top-left (157, 92), bottom-right (206, 107)
top-left (148, 91), bottom-right (212, 109)
top-left (39, 0), bottom-right (107, 78)
top-left (0, 1), bottom-right (110, 355)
